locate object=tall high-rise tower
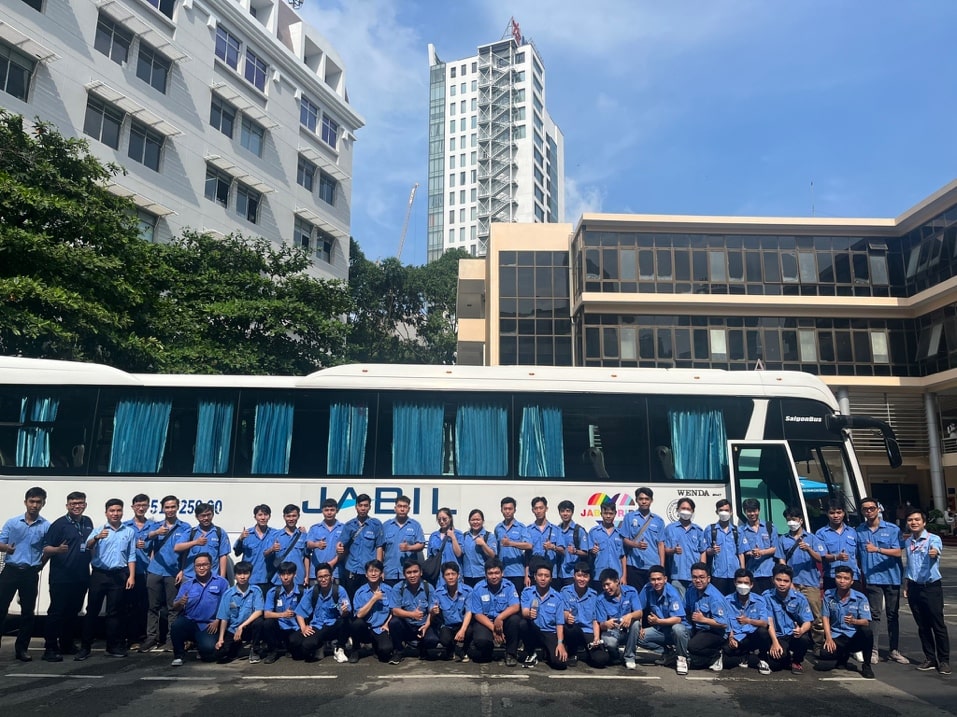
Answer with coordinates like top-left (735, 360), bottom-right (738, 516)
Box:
top-left (427, 19), bottom-right (564, 262)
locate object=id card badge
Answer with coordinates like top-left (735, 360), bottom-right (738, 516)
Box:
top-left (79, 540), bottom-right (86, 553)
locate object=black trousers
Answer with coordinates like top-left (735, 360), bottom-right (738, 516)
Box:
top-left (45, 580), bottom-right (88, 651)
top-left (390, 617), bottom-right (439, 655)
top-left (626, 568), bottom-right (650, 592)
top-left (722, 627), bottom-right (772, 664)
top-left (0, 565), bottom-right (41, 652)
top-left (124, 573), bottom-right (148, 644)
top-left (262, 618), bottom-right (297, 655)
top-left (688, 629), bottom-right (726, 668)
top-left (816, 627), bottom-right (874, 669)
top-left (766, 633), bottom-right (813, 671)
top-left (217, 617), bottom-right (264, 660)
top-left (519, 620), bottom-right (566, 669)
top-left (342, 572), bottom-right (368, 600)
top-left (470, 614), bottom-right (521, 661)
top-left (564, 623), bottom-right (610, 667)
top-left (907, 579), bottom-right (950, 664)
top-left (82, 568), bottom-right (128, 651)
top-left (290, 618), bottom-right (349, 660)
top-left (348, 618), bottom-right (394, 661)
top-left (438, 621), bottom-right (473, 656)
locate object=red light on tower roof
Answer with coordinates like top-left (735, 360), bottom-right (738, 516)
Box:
top-left (511, 17), bottom-right (522, 45)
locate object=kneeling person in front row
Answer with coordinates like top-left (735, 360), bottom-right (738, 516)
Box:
top-left (467, 558), bottom-right (521, 665)
top-left (170, 553), bottom-right (228, 665)
top-left (215, 561), bottom-right (264, 663)
top-left (633, 565), bottom-right (690, 674)
top-left (433, 561), bottom-right (473, 661)
top-left (519, 564), bottom-right (568, 669)
top-left (594, 568), bottom-right (641, 668)
top-left (294, 562), bottom-right (352, 662)
top-left (261, 561), bottom-right (303, 663)
top-left (561, 561), bottom-right (608, 668)
top-left (721, 568), bottom-right (772, 674)
top-left (390, 559), bottom-right (440, 659)
top-left (349, 560), bottom-right (397, 663)
top-left (764, 564), bottom-right (813, 674)
top-left (815, 564), bottom-right (875, 678)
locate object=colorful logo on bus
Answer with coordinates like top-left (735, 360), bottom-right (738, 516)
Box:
top-left (579, 492), bottom-right (636, 523)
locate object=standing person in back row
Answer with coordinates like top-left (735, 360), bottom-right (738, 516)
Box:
top-left (702, 499), bottom-right (742, 596)
top-left (139, 496), bottom-right (190, 653)
top-left (740, 499), bottom-right (778, 594)
top-left (660, 498), bottom-right (705, 598)
top-left (42, 491), bottom-right (93, 662)
top-left (815, 500), bottom-right (861, 591)
top-left (621, 488), bottom-right (664, 592)
top-left (903, 507), bottom-right (950, 675)
top-left (338, 494), bottom-right (385, 598)
top-left (174, 502), bottom-right (229, 579)
top-left (495, 497), bottom-right (532, 593)
top-left (382, 495), bottom-right (425, 586)
top-left (123, 493), bottom-right (153, 650)
top-left (234, 504), bottom-right (282, 598)
top-left (0, 487), bottom-right (50, 662)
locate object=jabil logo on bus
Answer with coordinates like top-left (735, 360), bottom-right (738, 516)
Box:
top-left (302, 487), bottom-right (448, 516)
top-left (579, 492), bottom-right (636, 520)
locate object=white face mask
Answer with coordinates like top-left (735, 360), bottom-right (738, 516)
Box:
top-left (735, 583), bottom-right (751, 596)
top-left (717, 511), bottom-right (732, 522)
top-left (678, 510), bottom-right (694, 521)
top-left (786, 520), bottom-right (801, 532)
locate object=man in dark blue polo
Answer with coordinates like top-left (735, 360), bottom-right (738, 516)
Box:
top-left (42, 491), bottom-right (93, 661)
top-left (261, 561), bottom-right (304, 663)
top-left (467, 557), bottom-right (521, 665)
top-left (170, 552), bottom-right (228, 665)
top-left (0, 487), bottom-right (50, 662)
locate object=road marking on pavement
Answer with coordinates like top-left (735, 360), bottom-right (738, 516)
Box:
top-left (4, 673), bottom-right (103, 679)
top-left (374, 673), bottom-right (529, 679)
top-left (547, 674), bottom-right (660, 680)
top-left (685, 676), bottom-right (796, 682)
top-left (819, 676), bottom-right (866, 681)
top-left (141, 676), bottom-right (217, 681)
top-left (241, 675), bottom-right (337, 680)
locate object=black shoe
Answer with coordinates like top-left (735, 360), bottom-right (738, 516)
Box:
top-left (348, 650), bottom-right (359, 664)
top-left (263, 653), bottom-right (280, 664)
top-left (74, 648), bottom-right (91, 661)
top-left (105, 649), bottom-right (127, 659)
top-left (42, 650), bottom-right (63, 663)
top-left (861, 663), bottom-right (875, 679)
top-left (916, 660), bottom-right (937, 671)
top-left (304, 652), bottom-right (320, 663)
top-left (505, 654), bottom-right (518, 667)
top-left (15, 650), bottom-right (32, 662)
top-left (566, 655), bottom-right (578, 667)
top-left (388, 651), bottom-right (403, 665)
top-left (939, 662), bottom-right (951, 675)
top-left (138, 638), bottom-right (157, 653)
top-left (60, 643), bottom-right (79, 655)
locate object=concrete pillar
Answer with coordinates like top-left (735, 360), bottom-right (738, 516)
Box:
top-left (836, 387), bottom-right (850, 416)
top-left (923, 392), bottom-right (947, 512)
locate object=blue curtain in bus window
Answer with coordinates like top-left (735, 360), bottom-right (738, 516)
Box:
top-left (193, 401), bottom-right (234, 474)
top-left (392, 403), bottom-right (443, 475)
top-left (16, 396), bottom-right (60, 468)
top-left (668, 408), bottom-right (727, 480)
top-left (456, 404), bottom-right (508, 476)
top-left (109, 399), bottom-right (172, 473)
top-left (251, 402), bottom-right (294, 475)
top-left (519, 406), bottom-right (565, 477)
top-left (328, 402), bottom-right (368, 475)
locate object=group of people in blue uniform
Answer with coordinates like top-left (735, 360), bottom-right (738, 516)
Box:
top-left (0, 486), bottom-right (949, 678)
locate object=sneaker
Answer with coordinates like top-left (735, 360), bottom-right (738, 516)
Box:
top-left (757, 660), bottom-right (771, 675)
top-left (861, 663), bottom-right (875, 679)
top-left (15, 650), bottom-right (32, 663)
top-left (105, 649), bottom-right (128, 659)
top-left (566, 655), bottom-right (578, 667)
top-left (388, 652), bottom-right (403, 665)
top-left (248, 652), bottom-right (261, 664)
top-left (348, 650), bottom-right (359, 664)
top-left (504, 654), bottom-right (518, 667)
top-left (888, 650), bottom-right (909, 665)
top-left (138, 638), bottom-right (157, 653)
top-left (871, 649), bottom-right (879, 665)
top-left (74, 647), bottom-right (91, 662)
top-left (916, 660), bottom-right (937, 671)
top-left (151, 642), bottom-right (167, 653)
top-left (523, 653), bottom-right (538, 668)
top-left (334, 647), bottom-right (348, 664)
top-left (709, 654), bottom-right (723, 672)
top-left (791, 662), bottom-right (804, 675)
top-left (939, 662), bottom-right (952, 675)
top-left (624, 657), bottom-right (636, 670)
top-left (171, 657), bottom-right (184, 666)
top-left (460, 653), bottom-right (471, 663)
top-left (42, 650), bottom-right (63, 663)
top-left (676, 656), bottom-right (688, 675)
top-left (263, 653), bottom-right (280, 665)
top-left (852, 651), bottom-right (864, 664)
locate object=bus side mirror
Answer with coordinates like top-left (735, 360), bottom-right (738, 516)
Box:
top-left (884, 437), bottom-right (902, 469)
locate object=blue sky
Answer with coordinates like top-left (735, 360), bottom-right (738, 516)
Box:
top-left (301, 1), bottom-right (957, 266)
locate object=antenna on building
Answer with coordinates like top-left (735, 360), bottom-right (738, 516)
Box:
top-left (810, 179), bottom-right (815, 217)
top-left (287, 0), bottom-right (303, 8)
top-left (396, 183), bottom-right (419, 260)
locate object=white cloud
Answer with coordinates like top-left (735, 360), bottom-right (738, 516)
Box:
top-left (564, 176), bottom-right (604, 222)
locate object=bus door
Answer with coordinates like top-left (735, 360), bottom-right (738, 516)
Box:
top-left (728, 440), bottom-right (809, 530)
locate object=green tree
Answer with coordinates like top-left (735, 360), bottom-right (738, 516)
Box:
top-left (409, 247), bottom-right (469, 364)
top-left (0, 111), bottom-right (158, 367)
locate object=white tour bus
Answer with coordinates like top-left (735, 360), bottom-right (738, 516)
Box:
top-left (0, 357), bottom-right (901, 608)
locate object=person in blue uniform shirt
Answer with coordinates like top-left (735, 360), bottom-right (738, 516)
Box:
top-left (140, 495), bottom-right (191, 653)
top-left (721, 568), bottom-right (772, 675)
top-left (76, 498), bottom-right (136, 661)
top-left (337, 494), bottom-right (385, 598)
top-left (233, 504), bottom-right (282, 597)
top-left (519, 563), bottom-right (567, 669)
top-left (856, 496), bottom-right (908, 665)
top-left (775, 506), bottom-right (825, 643)
top-left (588, 500), bottom-right (626, 591)
top-left (0, 486), bottom-right (50, 662)
top-left (739, 499), bottom-right (778, 594)
top-left (903, 507), bottom-right (950, 675)
top-left (461, 509), bottom-right (497, 587)
top-left (621, 487), bottom-right (664, 592)
top-left (42, 490), bottom-right (94, 661)
top-left (170, 552), bottom-right (228, 665)
top-left (814, 564), bottom-right (875, 678)
top-left (685, 562), bottom-right (729, 672)
top-left (556, 501), bottom-right (590, 589)
top-left (527, 497), bottom-right (564, 578)
top-left (268, 504), bottom-right (308, 590)
top-left (261, 561), bottom-right (303, 663)
top-left (764, 564), bottom-right (813, 674)
top-left (560, 561), bottom-right (607, 667)
top-left (348, 559), bottom-right (396, 663)
top-left (432, 561), bottom-right (473, 661)
top-left (427, 508), bottom-right (464, 571)
top-left (494, 497), bottom-right (532, 593)
top-left (594, 567), bottom-right (641, 668)
top-left (305, 499), bottom-right (344, 587)
top-left (390, 559), bottom-right (439, 659)
top-left (815, 500), bottom-right (861, 591)
top-left (467, 557), bottom-right (522, 665)
top-left (701, 499), bottom-right (742, 596)
top-left (294, 561), bottom-right (351, 663)
top-left (174, 502), bottom-right (229, 579)
top-left (633, 565), bottom-right (690, 675)
top-left (660, 498), bottom-right (705, 598)
top-left (122, 493), bottom-right (153, 649)
top-left (215, 561), bottom-right (264, 663)
top-left (382, 495), bottom-right (425, 585)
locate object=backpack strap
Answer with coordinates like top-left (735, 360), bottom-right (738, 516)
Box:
top-left (178, 527), bottom-right (198, 570)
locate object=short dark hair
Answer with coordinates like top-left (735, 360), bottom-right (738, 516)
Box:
top-left (677, 497), bottom-right (696, 511)
top-left (557, 500), bottom-right (574, 512)
top-left (531, 496), bottom-right (547, 508)
top-left (690, 562), bottom-right (710, 575)
top-left (635, 487), bottom-right (654, 499)
top-left (742, 498), bottom-right (760, 512)
top-left (905, 507), bottom-right (927, 522)
top-left (834, 565), bottom-right (853, 577)
top-left (783, 506), bottom-right (803, 520)
top-left (160, 495), bottom-right (179, 507)
top-left (131, 493), bottom-right (149, 504)
top-left (322, 498), bottom-right (338, 509)
top-left (533, 563), bottom-right (553, 576)
top-left (25, 487), bottom-right (46, 500)
top-left (253, 504), bottom-right (271, 516)
top-left (282, 504), bottom-right (300, 515)
top-left (600, 499), bottom-right (617, 512)
top-left (826, 499), bottom-right (845, 512)
top-left (715, 499), bottom-right (731, 510)
top-left (500, 496), bottom-right (516, 508)
top-left (355, 494), bottom-right (372, 505)
top-left (278, 561), bottom-right (298, 574)
top-left (234, 561), bottom-right (253, 574)
top-left (192, 552), bottom-right (213, 565)
top-left (469, 508), bottom-right (485, 520)
top-left (66, 491), bottom-right (86, 501)
top-left (572, 560), bottom-right (592, 576)
top-left (772, 564), bottom-right (794, 578)
top-left (396, 495), bottom-right (412, 505)
top-left (598, 568), bottom-right (620, 583)
top-left (105, 498), bottom-right (123, 510)
top-left (313, 562), bottom-right (333, 576)
top-left (365, 559), bottom-right (384, 572)
top-left (402, 558), bottom-right (422, 574)
top-left (441, 561), bottom-right (460, 575)
top-left (484, 557), bottom-right (504, 572)
top-left (858, 496), bottom-right (879, 509)
top-left (733, 568), bottom-right (753, 582)
top-left (194, 502), bottom-right (214, 516)
top-left (648, 565), bottom-right (667, 577)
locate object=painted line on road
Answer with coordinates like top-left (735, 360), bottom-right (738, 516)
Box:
top-left (374, 674), bottom-right (529, 680)
top-left (5, 673), bottom-right (103, 679)
top-left (685, 676), bottom-right (795, 682)
top-left (141, 676), bottom-right (217, 681)
top-left (819, 676), bottom-right (868, 681)
top-left (241, 675), bottom-right (337, 680)
top-left (547, 674), bottom-right (660, 680)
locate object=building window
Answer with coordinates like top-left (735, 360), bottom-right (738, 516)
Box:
top-left (83, 96), bottom-right (124, 149)
top-left (300, 96), bottom-right (320, 132)
top-left (870, 331), bottom-right (890, 363)
top-left (209, 96), bottom-right (236, 138)
top-left (244, 48), bottom-right (267, 91)
top-left (214, 26), bottom-right (241, 70)
top-left (317, 229), bottom-right (334, 263)
top-left (0, 42), bottom-right (35, 101)
top-left (514, 51), bottom-right (525, 63)
top-left (21, 0), bottom-right (44, 11)
top-left (917, 323), bottom-right (943, 360)
top-left (449, 85), bottom-right (456, 97)
top-left (297, 155), bottom-right (315, 191)
top-left (798, 330), bottom-right (817, 363)
top-left (144, 0), bottom-right (175, 19)
top-left (94, 16), bottom-right (132, 65)
top-left (449, 66), bottom-right (456, 79)
top-left (240, 116), bottom-right (264, 157)
top-left (294, 216), bottom-right (313, 251)
top-left (136, 44), bottom-right (171, 93)
top-left (321, 114), bottom-right (339, 149)
top-left (318, 171), bottom-right (336, 205)
top-left (236, 182), bottom-right (261, 223)
top-left (513, 125), bottom-right (526, 139)
top-left (137, 209), bottom-right (158, 242)
top-left (127, 120), bottom-right (163, 171)
top-left (204, 166), bottom-right (231, 206)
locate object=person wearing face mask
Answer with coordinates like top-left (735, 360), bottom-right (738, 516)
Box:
top-left (775, 507), bottom-right (826, 644)
top-left (702, 499), bottom-right (742, 596)
top-left (721, 568), bottom-right (772, 675)
top-left (660, 498), bottom-right (705, 598)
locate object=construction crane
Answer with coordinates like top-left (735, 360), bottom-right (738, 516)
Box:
top-left (396, 182), bottom-right (419, 260)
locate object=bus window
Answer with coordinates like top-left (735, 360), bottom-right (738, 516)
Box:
top-left (792, 443), bottom-right (860, 530)
top-left (0, 388), bottom-right (95, 473)
top-left (729, 441), bottom-right (804, 528)
top-left (234, 391), bottom-right (296, 477)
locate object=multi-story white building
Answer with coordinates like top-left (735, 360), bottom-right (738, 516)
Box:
top-left (0, 0), bottom-right (362, 281)
top-left (427, 19), bottom-right (564, 263)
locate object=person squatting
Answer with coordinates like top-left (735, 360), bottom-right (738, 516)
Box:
top-left (0, 488), bottom-right (949, 678)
